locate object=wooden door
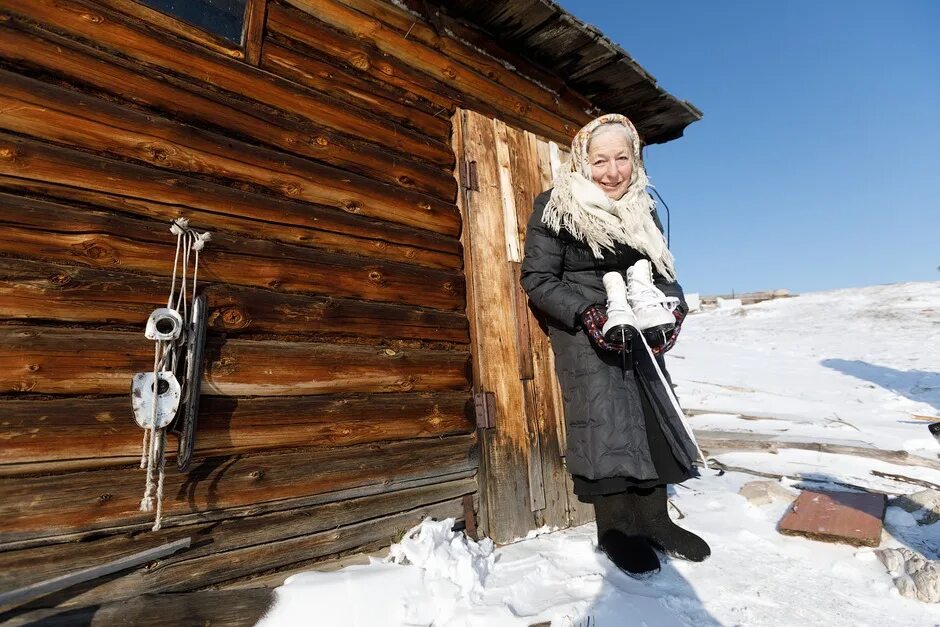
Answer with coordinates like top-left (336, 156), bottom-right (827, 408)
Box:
top-left (453, 109), bottom-right (594, 543)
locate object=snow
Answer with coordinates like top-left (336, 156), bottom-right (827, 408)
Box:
top-left (671, 282), bottom-right (940, 456)
top-left (258, 282), bottom-right (940, 626)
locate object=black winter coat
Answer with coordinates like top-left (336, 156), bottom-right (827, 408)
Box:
top-left (520, 190), bottom-right (698, 481)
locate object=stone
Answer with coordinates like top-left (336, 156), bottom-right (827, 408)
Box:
top-left (888, 489), bottom-right (940, 525)
top-left (739, 480), bottom-right (797, 506)
top-left (876, 547), bottom-right (940, 603)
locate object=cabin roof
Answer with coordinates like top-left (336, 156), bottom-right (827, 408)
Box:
top-left (434, 0), bottom-right (702, 144)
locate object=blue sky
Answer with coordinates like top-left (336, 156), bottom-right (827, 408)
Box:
top-left (558, 1), bottom-right (940, 295)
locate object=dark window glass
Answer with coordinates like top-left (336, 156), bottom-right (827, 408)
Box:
top-left (138, 0), bottom-right (248, 44)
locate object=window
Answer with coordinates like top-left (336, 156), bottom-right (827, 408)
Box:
top-left (137, 0), bottom-right (248, 45)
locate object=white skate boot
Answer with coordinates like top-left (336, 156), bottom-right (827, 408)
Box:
top-left (602, 272), bottom-right (640, 345)
top-left (626, 259), bottom-right (680, 347)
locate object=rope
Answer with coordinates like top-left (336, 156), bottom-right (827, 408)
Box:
top-left (167, 219), bottom-right (186, 309)
top-left (152, 428), bottom-right (167, 532)
top-left (137, 218), bottom-right (211, 531)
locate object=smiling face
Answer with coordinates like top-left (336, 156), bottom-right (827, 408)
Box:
top-left (587, 130), bottom-right (635, 200)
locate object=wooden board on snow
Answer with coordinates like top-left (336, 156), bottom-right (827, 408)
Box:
top-left (778, 490), bottom-right (886, 547)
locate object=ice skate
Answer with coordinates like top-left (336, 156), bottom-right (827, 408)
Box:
top-left (602, 271), bottom-right (640, 345)
top-left (626, 259), bottom-right (679, 347)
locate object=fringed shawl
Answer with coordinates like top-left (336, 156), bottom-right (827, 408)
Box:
top-left (542, 113), bottom-right (677, 282)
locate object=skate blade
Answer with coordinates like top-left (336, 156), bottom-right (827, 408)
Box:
top-left (641, 323), bottom-right (674, 347)
top-left (603, 324), bottom-right (637, 344)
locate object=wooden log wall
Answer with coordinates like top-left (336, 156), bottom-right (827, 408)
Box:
top-left (0, 0), bottom-right (596, 611)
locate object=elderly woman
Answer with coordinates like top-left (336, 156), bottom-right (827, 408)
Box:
top-left (520, 114), bottom-right (709, 577)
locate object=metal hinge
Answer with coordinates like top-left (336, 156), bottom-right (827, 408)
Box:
top-left (473, 391), bottom-right (496, 429)
top-left (460, 159), bottom-right (479, 191)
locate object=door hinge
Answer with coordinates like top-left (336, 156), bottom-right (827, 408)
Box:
top-left (460, 159), bottom-right (479, 191)
top-left (473, 390), bottom-right (496, 429)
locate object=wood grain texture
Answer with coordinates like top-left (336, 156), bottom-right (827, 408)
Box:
top-left (0, 21), bottom-right (456, 201)
top-left (91, 0), bottom-right (245, 59)
top-left (0, 0), bottom-right (454, 167)
top-left (266, 1), bottom-right (457, 113)
top-left (0, 478), bottom-right (474, 606)
top-left (509, 129), bottom-right (570, 529)
top-left (0, 326), bottom-right (469, 396)
top-left (0, 71), bottom-right (459, 237)
top-left (0, 174), bottom-right (459, 272)
top-left (261, 40), bottom-right (450, 139)
top-left (450, 110), bottom-right (491, 538)
top-left (1, 589), bottom-right (273, 627)
top-left (458, 109), bottom-right (534, 542)
top-left (0, 433), bottom-right (477, 542)
top-left (243, 0), bottom-right (269, 65)
top-left (283, 0), bottom-right (582, 143)
top-left (0, 391), bottom-right (473, 468)
top-left (0, 259), bottom-right (469, 342)
top-left (0, 188), bottom-right (464, 311)
top-left (330, 0), bottom-right (591, 129)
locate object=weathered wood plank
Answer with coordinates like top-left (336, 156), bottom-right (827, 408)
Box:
top-left (283, 0), bottom-right (582, 143)
top-left (3, 467), bottom-right (477, 552)
top-left (0, 21), bottom-right (456, 201)
top-left (563, 468), bottom-right (595, 528)
top-left (493, 120), bottom-right (522, 263)
top-left (521, 379), bottom-right (546, 514)
top-left (0, 478), bottom-right (474, 605)
top-left (0, 0), bottom-right (455, 167)
top-left (113, 497), bottom-right (464, 599)
top-left (91, 0), bottom-right (245, 59)
top-left (510, 262), bottom-right (535, 380)
top-left (532, 136), bottom-right (588, 528)
top-left (0, 538), bottom-right (192, 611)
top-left (0, 71), bottom-right (459, 237)
top-left (0, 176), bottom-right (459, 271)
top-left (0, 433), bottom-right (477, 542)
top-left (261, 41), bottom-right (450, 138)
top-left (329, 0), bottom-right (591, 129)
top-left (266, 1), bottom-right (457, 113)
top-left (459, 109), bottom-right (534, 542)
top-left (451, 110), bottom-right (492, 538)
top-left (243, 0), bottom-right (269, 66)
top-left (0, 259), bottom-right (468, 342)
top-left (0, 326), bottom-right (469, 396)
top-left (0, 392), bottom-right (473, 468)
top-left (696, 430), bottom-right (940, 472)
top-left (509, 127), bottom-right (570, 529)
top-left (0, 189), bottom-right (464, 311)
top-left (1, 589), bottom-right (273, 627)
top-left (423, 8), bottom-right (580, 103)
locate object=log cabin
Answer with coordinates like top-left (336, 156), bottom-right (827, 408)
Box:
top-left (0, 0), bottom-right (700, 621)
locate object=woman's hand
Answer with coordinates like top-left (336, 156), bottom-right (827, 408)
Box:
top-left (580, 305), bottom-right (625, 353)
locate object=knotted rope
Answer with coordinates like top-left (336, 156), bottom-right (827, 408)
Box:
top-left (139, 218), bottom-right (210, 531)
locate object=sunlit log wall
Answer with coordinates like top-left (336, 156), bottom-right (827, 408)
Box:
top-left (0, 0), bottom-right (601, 606)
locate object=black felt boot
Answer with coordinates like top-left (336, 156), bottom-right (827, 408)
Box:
top-left (633, 485), bottom-right (711, 562)
top-left (594, 492), bottom-right (660, 578)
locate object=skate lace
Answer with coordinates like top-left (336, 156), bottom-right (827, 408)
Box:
top-left (629, 275), bottom-right (680, 312)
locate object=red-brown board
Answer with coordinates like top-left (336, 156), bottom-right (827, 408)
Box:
top-left (778, 490), bottom-right (886, 547)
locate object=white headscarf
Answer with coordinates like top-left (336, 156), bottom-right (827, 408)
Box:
top-left (542, 114), bottom-right (677, 282)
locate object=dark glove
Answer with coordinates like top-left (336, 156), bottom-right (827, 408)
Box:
top-left (581, 305), bottom-right (625, 353)
top-left (652, 307), bottom-right (686, 355)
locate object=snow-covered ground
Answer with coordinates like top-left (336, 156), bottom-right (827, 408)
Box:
top-left (259, 282), bottom-right (940, 626)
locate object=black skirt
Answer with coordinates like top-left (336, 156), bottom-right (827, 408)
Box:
top-left (572, 373), bottom-right (692, 502)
